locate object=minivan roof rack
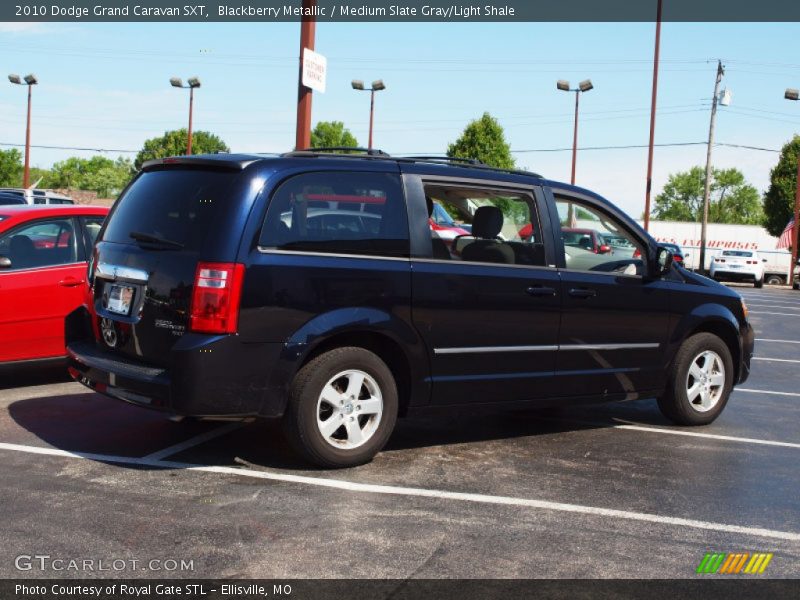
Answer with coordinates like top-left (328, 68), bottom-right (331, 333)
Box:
top-left (285, 147), bottom-right (391, 157)
top-left (399, 155), bottom-right (484, 166)
top-left (276, 148), bottom-right (541, 178)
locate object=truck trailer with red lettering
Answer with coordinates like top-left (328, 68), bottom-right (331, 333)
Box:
top-left (640, 220), bottom-right (792, 285)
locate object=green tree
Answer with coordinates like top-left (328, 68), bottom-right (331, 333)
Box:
top-left (0, 148), bottom-right (23, 187)
top-left (28, 166), bottom-right (57, 189)
top-left (48, 156), bottom-right (134, 197)
top-left (134, 129), bottom-right (229, 170)
top-left (763, 135), bottom-right (800, 237)
top-left (652, 166), bottom-right (763, 225)
top-left (310, 121), bottom-right (358, 149)
top-left (447, 112), bottom-right (515, 169)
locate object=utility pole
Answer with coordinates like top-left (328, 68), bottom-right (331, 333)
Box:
top-left (784, 89), bottom-right (800, 281)
top-left (295, 0), bottom-right (317, 150)
top-left (643, 0), bottom-right (662, 232)
top-left (699, 60), bottom-right (724, 274)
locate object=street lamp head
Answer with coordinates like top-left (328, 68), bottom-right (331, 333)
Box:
top-left (351, 79), bottom-right (365, 90)
top-left (785, 88), bottom-right (800, 101)
top-left (170, 77), bottom-right (184, 88)
top-left (23, 74), bottom-right (37, 85)
top-left (371, 79), bottom-right (385, 91)
top-left (187, 77), bottom-right (201, 88)
top-left (8, 74), bottom-right (21, 85)
top-left (578, 79), bottom-right (593, 92)
top-left (556, 80), bottom-right (570, 92)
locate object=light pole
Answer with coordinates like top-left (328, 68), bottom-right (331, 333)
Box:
top-left (785, 87), bottom-right (800, 275)
top-left (557, 79), bottom-right (593, 185)
top-left (351, 79), bottom-right (386, 150)
top-left (8, 73), bottom-right (37, 188)
top-left (170, 76), bottom-right (201, 155)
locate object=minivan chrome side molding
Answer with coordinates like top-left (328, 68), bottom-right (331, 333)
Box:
top-left (95, 262), bottom-right (149, 283)
top-left (433, 342), bottom-right (659, 355)
top-left (434, 345), bottom-right (559, 355)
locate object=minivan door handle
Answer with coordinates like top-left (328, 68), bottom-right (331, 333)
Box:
top-left (568, 287), bottom-right (597, 299)
top-left (526, 285), bottom-right (557, 297)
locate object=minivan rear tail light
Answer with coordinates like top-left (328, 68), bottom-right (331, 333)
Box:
top-left (189, 262), bottom-right (245, 334)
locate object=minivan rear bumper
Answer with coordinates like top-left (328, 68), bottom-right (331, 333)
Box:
top-left (66, 320), bottom-right (289, 418)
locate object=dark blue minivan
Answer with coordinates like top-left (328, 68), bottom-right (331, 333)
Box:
top-left (66, 151), bottom-right (754, 467)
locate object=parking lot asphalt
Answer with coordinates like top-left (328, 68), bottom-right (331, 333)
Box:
top-left (1, 284), bottom-right (799, 579)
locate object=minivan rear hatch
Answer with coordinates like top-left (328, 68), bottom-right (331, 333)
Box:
top-left (91, 161), bottom-right (254, 366)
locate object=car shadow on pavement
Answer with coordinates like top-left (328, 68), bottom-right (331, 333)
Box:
top-left (7, 393), bottom-right (672, 473)
top-left (0, 362), bottom-right (71, 390)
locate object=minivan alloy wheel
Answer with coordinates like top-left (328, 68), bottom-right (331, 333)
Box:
top-left (316, 369), bottom-right (383, 449)
top-left (685, 350), bottom-right (725, 412)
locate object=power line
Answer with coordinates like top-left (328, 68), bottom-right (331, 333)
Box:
top-left (0, 142), bottom-right (137, 153)
top-left (0, 140), bottom-right (781, 157)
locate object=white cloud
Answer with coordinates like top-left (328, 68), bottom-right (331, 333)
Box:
top-left (0, 22), bottom-right (50, 34)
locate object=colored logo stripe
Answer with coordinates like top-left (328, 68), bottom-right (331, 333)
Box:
top-left (697, 552), bottom-right (773, 574)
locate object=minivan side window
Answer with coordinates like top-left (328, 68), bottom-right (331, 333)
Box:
top-left (423, 183), bottom-right (546, 267)
top-left (554, 196), bottom-right (646, 276)
top-left (259, 172), bottom-right (409, 258)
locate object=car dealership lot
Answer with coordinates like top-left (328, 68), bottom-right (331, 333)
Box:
top-left (1, 285), bottom-right (799, 579)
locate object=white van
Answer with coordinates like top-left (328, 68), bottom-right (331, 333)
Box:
top-left (0, 188), bottom-right (74, 205)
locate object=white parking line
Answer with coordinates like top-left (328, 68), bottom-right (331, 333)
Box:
top-left (537, 412), bottom-right (800, 450)
top-left (745, 302), bottom-right (800, 310)
top-left (0, 441), bottom-right (798, 542)
top-left (752, 357), bottom-right (800, 364)
top-left (736, 388), bottom-right (800, 397)
top-left (609, 423), bottom-right (800, 450)
top-left (142, 422), bottom-right (244, 461)
top-left (749, 311), bottom-right (800, 317)
top-left (755, 339), bottom-right (800, 344)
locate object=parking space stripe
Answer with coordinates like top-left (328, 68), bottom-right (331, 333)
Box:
top-left (141, 422), bottom-right (244, 461)
top-left (736, 388), bottom-right (800, 397)
top-left (745, 303), bottom-right (800, 310)
top-left (755, 339), bottom-right (800, 344)
top-left (751, 357), bottom-right (800, 364)
top-left (609, 423), bottom-right (800, 449)
top-left (749, 311), bottom-right (800, 316)
top-left (0, 441), bottom-right (799, 542)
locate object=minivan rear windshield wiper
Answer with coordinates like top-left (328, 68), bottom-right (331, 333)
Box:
top-left (129, 231), bottom-right (184, 249)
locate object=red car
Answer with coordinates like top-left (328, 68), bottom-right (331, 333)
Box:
top-left (0, 205), bottom-right (109, 364)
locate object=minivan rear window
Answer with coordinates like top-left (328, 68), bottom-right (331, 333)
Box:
top-left (102, 169), bottom-right (238, 251)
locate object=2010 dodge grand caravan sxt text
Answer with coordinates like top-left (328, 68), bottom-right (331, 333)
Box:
top-left (66, 151), bottom-right (754, 468)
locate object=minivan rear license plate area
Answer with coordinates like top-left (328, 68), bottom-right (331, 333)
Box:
top-left (106, 283), bottom-right (135, 316)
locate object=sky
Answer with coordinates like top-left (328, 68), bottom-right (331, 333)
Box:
top-left (0, 20), bottom-right (799, 216)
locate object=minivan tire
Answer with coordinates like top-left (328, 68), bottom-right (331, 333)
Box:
top-left (657, 333), bottom-right (733, 426)
top-left (282, 346), bottom-right (398, 468)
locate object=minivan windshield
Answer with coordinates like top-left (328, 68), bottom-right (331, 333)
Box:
top-left (102, 169), bottom-right (239, 251)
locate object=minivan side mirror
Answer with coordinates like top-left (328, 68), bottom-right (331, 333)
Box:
top-left (0, 256), bottom-right (11, 269)
top-left (654, 247), bottom-right (673, 277)
top-left (597, 244), bottom-right (612, 254)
